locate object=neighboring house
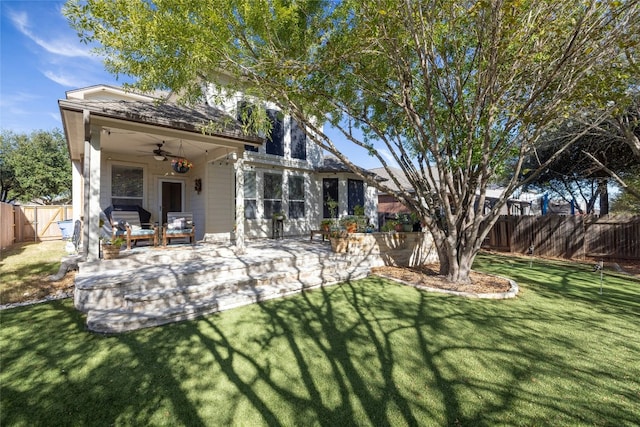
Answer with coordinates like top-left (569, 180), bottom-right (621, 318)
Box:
top-left (369, 166), bottom-right (540, 222)
top-left (59, 84), bottom-right (378, 260)
top-left (368, 166), bottom-right (416, 218)
top-left (484, 186), bottom-right (540, 216)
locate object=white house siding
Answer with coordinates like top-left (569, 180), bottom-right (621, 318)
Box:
top-left (189, 163), bottom-right (206, 241)
top-left (203, 82), bottom-right (382, 237)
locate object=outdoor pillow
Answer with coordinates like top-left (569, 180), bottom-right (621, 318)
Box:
top-left (168, 218), bottom-right (186, 230)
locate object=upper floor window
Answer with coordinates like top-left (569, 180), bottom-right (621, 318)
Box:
top-left (288, 175), bottom-right (305, 219)
top-left (111, 165), bottom-right (143, 206)
top-left (290, 118), bottom-right (307, 160)
top-left (348, 179), bottom-right (365, 215)
top-left (263, 173), bottom-right (283, 218)
top-left (266, 109), bottom-right (284, 156)
top-left (237, 101), bottom-right (259, 152)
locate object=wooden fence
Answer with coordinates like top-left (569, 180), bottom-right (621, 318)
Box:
top-left (483, 214), bottom-right (640, 260)
top-left (0, 202), bottom-right (73, 249)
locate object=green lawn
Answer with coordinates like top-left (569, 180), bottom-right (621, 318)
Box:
top-left (0, 240), bottom-right (69, 304)
top-left (1, 254), bottom-right (639, 426)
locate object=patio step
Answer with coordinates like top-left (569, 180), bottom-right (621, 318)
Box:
top-left (76, 242), bottom-right (377, 333)
top-left (75, 255), bottom-right (365, 309)
top-left (85, 265), bottom-right (372, 333)
top-left (120, 263), bottom-right (370, 313)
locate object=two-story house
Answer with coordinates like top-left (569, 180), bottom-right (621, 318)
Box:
top-left (59, 84), bottom-right (378, 260)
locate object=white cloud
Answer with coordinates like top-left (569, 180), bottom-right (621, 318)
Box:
top-left (378, 148), bottom-right (398, 166)
top-left (9, 9), bottom-right (98, 59)
top-left (48, 112), bottom-right (63, 123)
top-left (0, 91), bottom-right (42, 109)
top-left (43, 70), bottom-right (91, 87)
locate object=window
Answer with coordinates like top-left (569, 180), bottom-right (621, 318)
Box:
top-left (244, 171), bottom-right (257, 219)
top-left (111, 165), bottom-right (143, 206)
top-left (237, 101), bottom-right (259, 152)
top-left (290, 118), bottom-right (307, 160)
top-left (348, 179), bottom-right (365, 215)
top-left (266, 109), bottom-right (284, 156)
top-left (263, 173), bottom-right (282, 218)
top-left (322, 178), bottom-right (339, 218)
top-left (288, 176), bottom-right (305, 219)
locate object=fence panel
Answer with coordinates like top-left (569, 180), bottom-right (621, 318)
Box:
top-left (0, 204), bottom-right (73, 246)
top-left (585, 216), bottom-right (640, 260)
top-left (485, 214), bottom-right (640, 260)
top-left (1, 202), bottom-right (15, 249)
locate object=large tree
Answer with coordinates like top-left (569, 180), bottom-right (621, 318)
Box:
top-left (65, 0), bottom-right (640, 283)
top-left (0, 129), bottom-right (71, 204)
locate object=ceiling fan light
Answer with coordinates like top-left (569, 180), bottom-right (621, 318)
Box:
top-left (153, 155), bottom-right (165, 161)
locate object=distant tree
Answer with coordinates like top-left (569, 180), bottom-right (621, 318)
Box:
top-left (0, 132), bottom-right (19, 203)
top-left (523, 113), bottom-right (639, 214)
top-left (0, 129), bottom-right (71, 204)
top-left (611, 166), bottom-right (640, 213)
top-left (65, 0), bottom-right (640, 283)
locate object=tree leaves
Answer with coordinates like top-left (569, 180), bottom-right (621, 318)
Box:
top-left (0, 129), bottom-right (71, 204)
top-left (63, 0), bottom-right (640, 281)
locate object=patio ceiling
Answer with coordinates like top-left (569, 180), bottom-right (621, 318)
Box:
top-left (59, 99), bottom-right (264, 163)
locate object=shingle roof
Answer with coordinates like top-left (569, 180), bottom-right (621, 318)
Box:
top-left (318, 155), bottom-right (383, 179)
top-left (58, 98), bottom-right (263, 143)
top-left (368, 167), bottom-right (414, 192)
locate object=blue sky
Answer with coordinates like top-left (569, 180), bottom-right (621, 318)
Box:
top-left (0, 0), bottom-right (385, 169)
top-left (0, 1), bottom-right (132, 132)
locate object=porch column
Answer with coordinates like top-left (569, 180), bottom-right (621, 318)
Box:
top-left (82, 110), bottom-right (102, 261)
top-left (72, 160), bottom-right (83, 224)
top-left (234, 158), bottom-right (245, 254)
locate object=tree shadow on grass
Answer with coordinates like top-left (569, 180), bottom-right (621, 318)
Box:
top-left (2, 257), bottom-right (639, 426)
top-left (1, 300), bottom-right (208, 427)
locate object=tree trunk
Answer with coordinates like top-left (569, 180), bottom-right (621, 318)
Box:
top-left (598, 178), bottom-right (609, 215)
top-left (434, 236), bottom-right (476, 284)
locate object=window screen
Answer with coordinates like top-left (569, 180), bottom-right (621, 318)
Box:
top-left (288, 175), bottom-right (305, 219)
top-left (263, 173), bottom-right (283, 218)
top-left (322, 178), bottom-right (339, 218)
top-left (111, 165), bottom-right (143, 206)
top-left (244, 171), bottom-right (257, 219)
top-left (290, 118), bottom-right (307, 160)
top-left (266, 109), bottom-right (284, 156)
top-left (348, 179), bottom-right (365, 215)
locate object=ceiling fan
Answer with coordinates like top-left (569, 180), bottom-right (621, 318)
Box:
top-left (149, 142), bottom-right (175, 161)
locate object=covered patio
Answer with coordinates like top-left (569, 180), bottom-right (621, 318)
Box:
top-left (59, 88), bottom-right (263, 262)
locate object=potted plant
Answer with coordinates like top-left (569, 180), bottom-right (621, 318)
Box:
top-left (320, 219), bottom-right (333, 232)
top-left (340, 216), bottom-right (358, 233)
top-left (329, 229), bottom-right (349, 253)
top-left (273, 211), bottom-right (286, 221)
top-left (102, 236), bottom-right (125, 259)
top-left (382, 220), bottom-right (398, 232)
top-left (172, 158), bottom-right (193, 174)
